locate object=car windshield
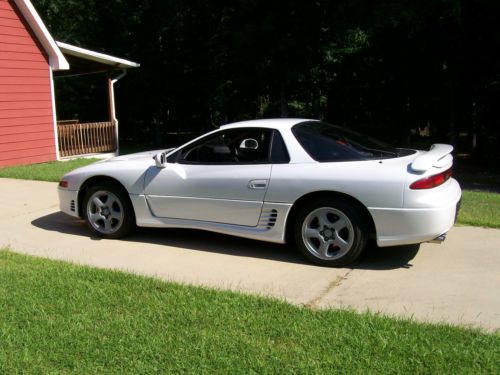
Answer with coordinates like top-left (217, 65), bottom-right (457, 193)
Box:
top-left (292, 121), bottom-right (402, 162)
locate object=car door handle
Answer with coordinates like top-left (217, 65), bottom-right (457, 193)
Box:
top-left (248, 180), bottom-right (268, 189)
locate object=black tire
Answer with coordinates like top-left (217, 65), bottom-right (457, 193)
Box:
top-left (293, 198), bottom-right (367, 267)
top-left (83, 182), bottom-right (135, 239)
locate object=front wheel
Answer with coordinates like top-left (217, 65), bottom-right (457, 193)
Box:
top-left (83, 183), bottom-right (134, 239)
top-left (293, 199), bottom-right (367, 267)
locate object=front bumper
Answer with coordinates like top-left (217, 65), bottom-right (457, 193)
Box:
top-left (58, 187), bottom-right (80, 218)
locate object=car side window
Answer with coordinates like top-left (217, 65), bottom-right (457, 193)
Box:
top-left (177, 128), bottom-right (273, 164)
top-left (270, 130), bottom-right (290, 163)
top-left (293, 123), bottom-right (363, 162)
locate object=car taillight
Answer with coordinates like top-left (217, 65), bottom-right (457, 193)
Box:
top-left (59, 180), bottom-right (68, 188)
top-left (410, 168), bottom-right (452, 190)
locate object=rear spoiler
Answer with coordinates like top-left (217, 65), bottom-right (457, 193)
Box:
top-left (411, 144), bottom-right (454, 172)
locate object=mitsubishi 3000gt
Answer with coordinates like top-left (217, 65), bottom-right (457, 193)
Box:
top-left (58, 119), bottom-right (461, 266)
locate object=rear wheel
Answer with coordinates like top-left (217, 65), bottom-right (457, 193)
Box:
top-left (83, 183), bottom-right (134, 239)
top-left (293, 199), bottom-right (367, 267)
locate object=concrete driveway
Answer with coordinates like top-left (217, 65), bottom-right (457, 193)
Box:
top-left (1, 178), bottom-right (499, 332)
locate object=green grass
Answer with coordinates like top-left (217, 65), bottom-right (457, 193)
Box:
top-left (0, 250), bottom-right (498, 374)
top-left (0, 159), bottom-right (98, 182)
top-left (457, 190), bottom-right (500, 228)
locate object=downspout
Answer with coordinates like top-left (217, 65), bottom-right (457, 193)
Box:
top-left (109, 69), bottom-right (127, 155)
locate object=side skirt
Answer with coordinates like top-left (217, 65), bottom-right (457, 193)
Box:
top-left (130, 194), bottom-right (292, 244)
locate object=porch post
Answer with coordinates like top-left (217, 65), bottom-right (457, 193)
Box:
top-left (107, 72), bottom-right (118, 155)
top-left (107, 69), bottom-right (127, 156)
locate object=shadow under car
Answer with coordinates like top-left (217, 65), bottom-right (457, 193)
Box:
top-left (31, 212), bottom-right (420, 270)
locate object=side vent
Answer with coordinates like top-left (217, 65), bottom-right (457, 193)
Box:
top-left (70, 200), bottom-right (76, 212)
top-left (258, 209), bottom-right (278, 229)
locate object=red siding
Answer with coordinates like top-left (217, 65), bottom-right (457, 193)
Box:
top-left (0, 91), bottom-right (52, 100)
top-left (0, 0), bottom-right (56, 167)
top-left (0, 114), bottom-right (53, 126)
top-left (2, 122), bottom-right (55, 135)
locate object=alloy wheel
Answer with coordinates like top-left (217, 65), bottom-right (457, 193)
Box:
top-left (86, 190), bottom-right (124, 234)
top-left (301, 207), bottom-right (355, 260)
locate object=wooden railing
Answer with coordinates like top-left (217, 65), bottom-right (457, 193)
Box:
top-left (57, 121), bottom-right (117, 157)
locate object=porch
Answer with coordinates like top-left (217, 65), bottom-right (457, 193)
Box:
top-left (53, 42), bottom-right (139, 158)
top-left (56, 120), bottom-right (116, 158)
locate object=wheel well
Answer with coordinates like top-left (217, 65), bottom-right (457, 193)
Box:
top-left (78, 176), bottom-right (135, 222)
top-left (285, 191), bottom-right (376, 244)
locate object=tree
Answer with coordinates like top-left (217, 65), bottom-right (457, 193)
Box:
top-left (32, 0), bottom-right (500, 160)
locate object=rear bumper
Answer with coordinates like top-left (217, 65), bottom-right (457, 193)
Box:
top-left (454, 198), bottom-right (462, 223)
top-left (369, 182), bottom-right (462, 247)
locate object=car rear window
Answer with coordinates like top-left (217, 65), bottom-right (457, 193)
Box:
top-left (292, 121), bottom-right (406, 162)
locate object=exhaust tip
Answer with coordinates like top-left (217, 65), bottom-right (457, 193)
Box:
top-left (428, 233), bottom-right (447, 244)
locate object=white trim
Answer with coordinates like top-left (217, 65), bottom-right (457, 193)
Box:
top-left (56, 41), bottom-right (140, 69)
top-left (48, 62), bottom-right (60, 160)
top-left (13, 0), bottom-right (69, 70)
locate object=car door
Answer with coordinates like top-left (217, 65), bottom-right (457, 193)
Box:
top-left (144, 128), bottom-right (273, 227)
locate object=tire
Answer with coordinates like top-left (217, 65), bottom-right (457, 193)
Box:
top-left (83, 182), bottom-right (135, 239)
top-left (293, 198), bottom-right (367, 267)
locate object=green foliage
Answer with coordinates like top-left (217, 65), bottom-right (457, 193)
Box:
top-left (0, 159), bottom-right (98, 182)
top-left (1, 250), bottom-right (498, 373)
top-left (458, 191), bottom-right (500, 228)
top-left (30, 0), bottom-right (500, 159)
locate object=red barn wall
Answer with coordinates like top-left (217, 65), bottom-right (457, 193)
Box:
top-left (0, 0), bottom-right (56, 167)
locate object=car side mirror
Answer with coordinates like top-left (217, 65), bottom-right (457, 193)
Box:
top-left (239, 138), bottom-right (259, 150)
top-left (153, 152), bottom-right (167, 168)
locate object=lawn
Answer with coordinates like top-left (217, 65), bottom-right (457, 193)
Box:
top-left (0, 250), bottom-right (498, 374)
top-left (457, 190), bottom-right (500, 228)
top-left (0, 159), bottom-right (499, 228)
top-left (0, 158), bottom-right (98, 182)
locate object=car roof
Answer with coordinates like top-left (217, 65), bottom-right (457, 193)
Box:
top-left (219, 118), bottom-right (317, 130)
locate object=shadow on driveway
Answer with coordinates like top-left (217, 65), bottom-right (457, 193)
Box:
top-left (31, 212), bottom-right (420, 270)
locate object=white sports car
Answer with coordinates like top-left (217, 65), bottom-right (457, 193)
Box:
top-left (58, 119), bottom-right (461, 266)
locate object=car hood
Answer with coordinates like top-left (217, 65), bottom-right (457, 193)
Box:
top-left (101, 150), bottom-right (166, 162)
